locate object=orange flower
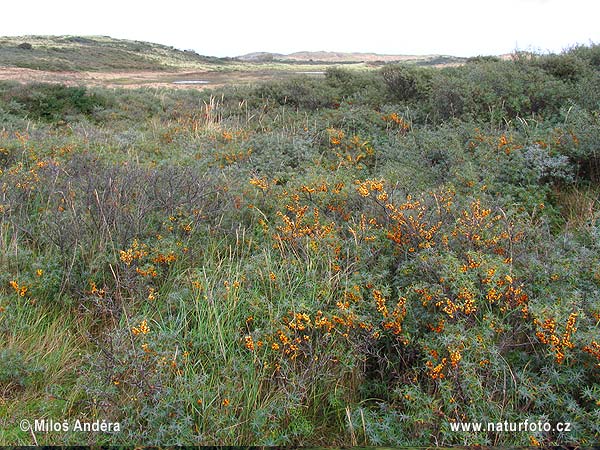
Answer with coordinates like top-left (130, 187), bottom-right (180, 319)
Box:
top-left (132, 319), bottom-right (150, 335)
top-left (449, 349), bottom-right (462, 368)
top-left (373, 289), bottom-right (388, 318)
top-left (249, 176), bottom-right (269, 191)
top-left (9, 280), bottom-right (27, 297)
top-left (244, 335), bottom-right (255, 351)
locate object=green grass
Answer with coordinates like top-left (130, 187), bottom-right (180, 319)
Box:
top-left (0, 304), bottom-right (87, 445)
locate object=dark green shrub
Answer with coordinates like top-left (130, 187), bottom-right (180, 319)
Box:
top-left (3, 83), bottom-right (109, 121)
top-left (380, 64), bottom-right (429, 102)
top-left (565, 43), bottom-right (600, 69)
top-left (574, 70), bottom-right (600, 111)
top-left (426, 61), bottom-right (573, 122)
top-left (535, 53), bottom-right (590, 82)
top-left (325, 66), bottom-right (356, 86)
top-left (0, 349), bottom-right (30, 389)
top-left (325, 67), bottom-right (384, 105)
top-left (427, 70), bottom-right (469, 120)
top-left (559, 106), bottom-right (600, 181)
top-left (252, 78), bottom-right (338, 110)
top-left (466, 55), bottom-right (501, 63)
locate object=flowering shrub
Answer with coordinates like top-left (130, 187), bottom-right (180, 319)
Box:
top-left (1, 45), bottom-right (600, 446)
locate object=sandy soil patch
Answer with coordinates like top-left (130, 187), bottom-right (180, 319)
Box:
top-left (0, 67), bottom-right (236, 89)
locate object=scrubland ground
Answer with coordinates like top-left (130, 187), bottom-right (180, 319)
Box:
top-left (1, 45), bottom-right (600, 446)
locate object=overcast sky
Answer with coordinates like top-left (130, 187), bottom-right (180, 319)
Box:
top-left (2, 0), bottom-right (598, 57)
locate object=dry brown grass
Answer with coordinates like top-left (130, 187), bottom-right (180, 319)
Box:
top-left (554, 185), bottom-right (600, 231)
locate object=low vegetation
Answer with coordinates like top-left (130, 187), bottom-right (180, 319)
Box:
top-left (1, 43), bottom-right (599, 446)
top-left (0, 35), bottom-right (227, 71)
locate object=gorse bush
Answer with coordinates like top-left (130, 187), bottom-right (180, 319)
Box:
top-left (1, 44), bottom-right (600, 446)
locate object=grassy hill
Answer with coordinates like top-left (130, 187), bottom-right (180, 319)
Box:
top-left (0, 36), bottom-right (466, 73)
top-left (0, 36), bottom-right (361, 88)
top-left (238, 50), bottom-right (465, 65)
top-left (0, 36), bottom-right (465, 89)
top-left (0, 35), bottom-right (228, 71)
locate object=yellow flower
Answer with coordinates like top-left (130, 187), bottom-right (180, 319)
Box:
top-left (449, 349), bottom-right (462, 368)
top-left (244, 335), bottom-right (255, 351)
top-left (9, 280), bottom-right (27, 297)
top-left (357, 184), bottom-right (370, 197)
top-left (132, 319), bottom-right (150, 335)
top-left (249, 176), bottom-right (269, 191)
top-left (373, 289), bottom-right (388, 318)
